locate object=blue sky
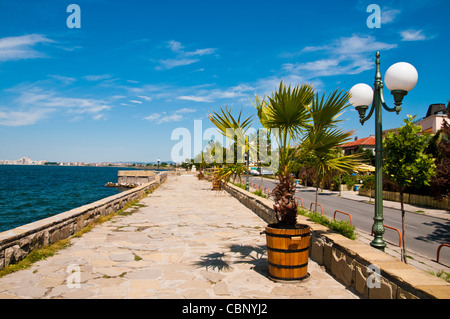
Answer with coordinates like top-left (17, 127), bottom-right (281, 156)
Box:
top-left (0, 0), bottom-right (448, 163)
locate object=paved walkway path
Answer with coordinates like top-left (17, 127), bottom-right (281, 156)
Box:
top-left (0, 174), bottom-right (359, 299)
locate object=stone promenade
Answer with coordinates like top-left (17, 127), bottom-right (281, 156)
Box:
top-left (0, 174), bottom-right (359, 299)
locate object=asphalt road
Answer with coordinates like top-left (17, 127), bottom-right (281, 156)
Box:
top-left (248, 176), bottom-right (450, 267)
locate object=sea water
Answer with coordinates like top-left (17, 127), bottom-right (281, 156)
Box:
top-left (0, 165), bottom-right (139, 232)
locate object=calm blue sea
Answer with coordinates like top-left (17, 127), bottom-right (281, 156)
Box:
top-left (0, 165), bottom-right (141, 232)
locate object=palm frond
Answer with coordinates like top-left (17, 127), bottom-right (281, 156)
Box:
top-left (208, 106), bottom-right (253, 140)
top-left (257, 80), bottom-right (315, 132)
top-left (302, 127), bottom-right (355, 156)
top-left (307, 89), bottom-right (351, 131)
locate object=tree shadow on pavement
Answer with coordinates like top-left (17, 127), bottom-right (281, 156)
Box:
top-left (193, 244), bottom-right (268, 277)
top-left (194, 252), bottom-right (232, 272)
top-left (415, 219), bottom-right (450, 243)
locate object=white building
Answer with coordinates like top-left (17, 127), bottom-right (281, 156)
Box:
top-left (415, 103), bottom-right (449, 134)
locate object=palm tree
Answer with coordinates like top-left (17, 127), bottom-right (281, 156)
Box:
top-left (301, 90), bottom-right (362, 212)
top-left (209, 82), bottom-right (361, 226)
top-left (208, 106), bottom-right (253, 185)
top-left (254, 81), bottom-right (315, 226)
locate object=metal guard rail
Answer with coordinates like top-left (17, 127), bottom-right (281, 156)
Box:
top-left (333, 210), bottom-right (353, 226)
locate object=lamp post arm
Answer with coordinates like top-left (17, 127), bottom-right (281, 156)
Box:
top-left (380, 85), bottom-right (402, 114)
top-left (360, 101), bottom-right (376, 125)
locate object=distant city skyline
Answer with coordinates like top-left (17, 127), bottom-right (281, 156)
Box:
top-left (0, 156), bottom-right (176, 166)
top-left (0, 1), bottom-right (449, 163)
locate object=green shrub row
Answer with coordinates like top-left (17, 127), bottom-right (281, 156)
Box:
top-left (297, 207), bottom-right (357, 240)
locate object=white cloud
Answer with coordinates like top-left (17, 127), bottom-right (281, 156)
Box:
top-left (176, 84), bottom-right (256, 104)
top-left (0, 34), bottom-right (54, 62)
top-left (400, 29), bottom-right (430, 41)
top-left (157, 113), bottom-right (183, 124)
top-left (83, 74), bottom-right (113, 81)
top-left (144, 113), bottom-right (160, 121)
top-left (251, 74), bottom-right (323, 97)
top-left (382, 8), bottom-right (401, 24)
top-left (0, 109), bottom-right (52, 126)
top-left (137, 95), bottom-right (152, 101)
top-left (178, 95), bottom-right (212, 102)
top-left (111, 95), bottom-right (126, 100)
top-left (156, 40), bottom-right (217, 70)
top-left (184, 48), bottom-right (216, 57)
top-left (167, 40), bottom-right (184, 52)
top-left (42, 96), bottom-right (111, 114)
top-left (176, 108), bottom-right (197, 113)
top-left (48, 75), bottom-right (77, 84)
top-left (284, 35), bottom-right (397, 78)
top-left (0, 85), bottom-right (113, 126)
top-left (93, 113), bottom-right (105, 120)
top-left (333, 35), bottom-right (397, 55)
top-left (144, 108), bottom-right (196, 124)
top-left (156, 58), bottom-right (200, 70)
top-left (129, 100), bottom-right (143, 104)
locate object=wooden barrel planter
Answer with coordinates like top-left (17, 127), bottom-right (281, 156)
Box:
top-left (264, 224), bottom-right (311, 282)
top-left (212, 179), bottom-right (222, 190)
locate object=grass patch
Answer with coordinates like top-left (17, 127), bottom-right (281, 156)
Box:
top-left (297, 207), bottom-right (357, 240)
top-left (429, 270), bottom-right (450, 283)
top-left (252, 190), bottom-right (267, 199)
top-left (231, 182), bottom-right (268, 199)
top-left (0, 239), bottom-right (72, 278)
top-left (232, 182), bottom-right (247, 190)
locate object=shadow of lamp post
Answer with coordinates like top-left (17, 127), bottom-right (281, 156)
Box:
top-left (349, 52), bottom-right (418, 251)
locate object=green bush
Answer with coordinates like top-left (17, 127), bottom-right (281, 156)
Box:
top-left (232, 182), bottom-right (246, 190)
top-left (252, 190), bottom-right (267, 199)
top-left (297, 207), bottom-right (356, 240)
top-left (341, 174), bottom-right (357, 188)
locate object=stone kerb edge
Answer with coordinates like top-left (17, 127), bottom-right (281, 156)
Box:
top-left (0, 172), bottom-right (167, 270)
top-left (222, 181), bottom-right (450, 299)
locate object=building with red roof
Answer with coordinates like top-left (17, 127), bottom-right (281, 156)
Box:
top-left (340, 136), bottom-right (375, 156)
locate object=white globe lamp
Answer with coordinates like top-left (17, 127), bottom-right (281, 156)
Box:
top-left (349, 83), bottom-right (374, 120)
top-left (384, 62), bottom-right (418, 106)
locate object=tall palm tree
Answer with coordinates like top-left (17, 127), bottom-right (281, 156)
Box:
top-left (209, 81), bottom-right (361, 227)
top-left (208, 106), bottom-right (253, 185)
top-left (301, 90), bottom-right (362, 212)
top-left (254, 81), bottom-right (315, 226)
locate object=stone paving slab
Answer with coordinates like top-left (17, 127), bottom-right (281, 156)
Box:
top-left (0, 174), bottom-right (359, 299)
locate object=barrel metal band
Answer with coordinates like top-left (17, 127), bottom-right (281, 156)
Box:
top-left (269, 274), bottom-right (309, 281)
top-left (267, 246), bottom-right (309, 253)
top-left (268, 261), bottom-right (308, 269)
top-left (265, 232), bottom-right (310, 239)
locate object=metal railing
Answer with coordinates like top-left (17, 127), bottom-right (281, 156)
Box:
top-left (294, 196), bottom-right (303, 208)
top-left (310, 202), bottom-right (324, 216)
top-left (333, 210), bottom-right (353, 226)
top-left (371, 224), bottom-right (402, 247)
top-left (437, 244), bottom-right (450, 264)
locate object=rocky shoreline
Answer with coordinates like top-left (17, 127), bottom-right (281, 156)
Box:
top-left (105, 182), bottom-right (138, 188)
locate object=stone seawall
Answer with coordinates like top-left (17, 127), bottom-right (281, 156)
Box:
top-left (222, 182), bottom-right (450, 299)
top-left (0, 172), bottom-right (167, 271)
top-left (117, 170), bottom-right (156, 186)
